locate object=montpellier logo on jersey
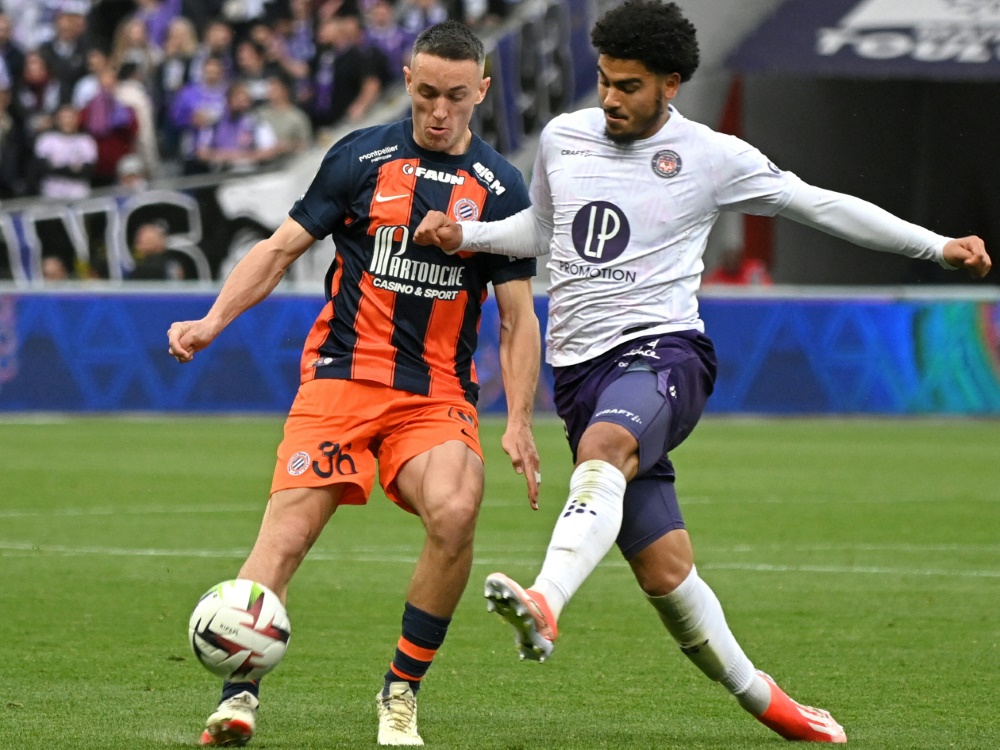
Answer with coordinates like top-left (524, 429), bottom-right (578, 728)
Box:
top-left (402, 163), bottom-right (465, 185)
top-left (359, 144), bottom-right (399, 163)
top-left (369, 225), bottom-right (466, 300)
top-left (818, 0), bottom-right (1000, 64)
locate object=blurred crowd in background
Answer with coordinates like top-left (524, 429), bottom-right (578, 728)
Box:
top-left (0, 0), bottom-right (519, 202)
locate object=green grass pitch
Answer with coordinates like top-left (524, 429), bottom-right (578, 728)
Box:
top-left (1, 416), bottom-right (997, 749)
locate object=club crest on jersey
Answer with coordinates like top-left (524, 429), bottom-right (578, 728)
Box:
top-left (287, 451), bottom-right (311, 476)
top-left (652, 150), bottom-right (682, 179)
top-left (453, 198), bottom-right (479, 221)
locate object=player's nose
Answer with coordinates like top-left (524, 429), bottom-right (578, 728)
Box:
top-left (432, 96), bottom-right (449, 119)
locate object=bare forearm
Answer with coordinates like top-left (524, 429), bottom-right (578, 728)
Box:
top-left (499, 315), bottom-right (541, 427)
top-left (203, 239), bottom-right (295, 332)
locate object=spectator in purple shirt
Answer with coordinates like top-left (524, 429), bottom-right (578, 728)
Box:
top-left (79, 67), bottom-right (138, 186)
top-left (170, 55), bottom-right (228, 173)
top-left (365, 0), bottom-right (414, 84)
top-left (134, 0), bottom-right (182, 48)
top-left (196, 81), bottom-right (278, 173)
top-left (286, 0), bottom-right (317, 65)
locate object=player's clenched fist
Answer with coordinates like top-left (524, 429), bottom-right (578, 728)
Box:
top-left (167, 319), bottom-right (219, 363)
top-left (943, 236), bottom-right (991, 279)
top-left (414, 210), bottom-right (464, 253)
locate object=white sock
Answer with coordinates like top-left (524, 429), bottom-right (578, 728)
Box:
top-left (530, 460), bottom-right (627, 620)
top-left (646, 566), bottom-right (771, 716)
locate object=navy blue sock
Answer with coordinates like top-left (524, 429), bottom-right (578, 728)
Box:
top-left (383, 602), bottom-right (451, 694)
top-left (221, 680), bottom-right (259, 702)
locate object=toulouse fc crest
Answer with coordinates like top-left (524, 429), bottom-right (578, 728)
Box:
top-left (652, 150), bottom-right (682, 178)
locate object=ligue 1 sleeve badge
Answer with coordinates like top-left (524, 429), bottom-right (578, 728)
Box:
top-left (652, 150), bottom-right (682, 178)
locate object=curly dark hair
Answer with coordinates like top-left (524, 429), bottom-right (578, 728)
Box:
top-left (591, 0), bottom-right (700, 82)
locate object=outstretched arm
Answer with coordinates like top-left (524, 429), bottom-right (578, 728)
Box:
top-left (413, 203), bottom-right (553, 257)
top-left (167, 217), bottom-right (316, 362)
top-left (494, 276), bottom-right (542, 510)
top-left (779, 182), bottom-right (991, 278)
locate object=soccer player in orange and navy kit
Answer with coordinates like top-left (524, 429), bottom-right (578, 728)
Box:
top-left (168, 21), bottom-right (541, 747)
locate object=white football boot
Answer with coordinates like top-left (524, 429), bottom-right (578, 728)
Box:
top-left (376, 681), bottom-right (424, 746)
top-left (200, 691), bottom-right (258, 747)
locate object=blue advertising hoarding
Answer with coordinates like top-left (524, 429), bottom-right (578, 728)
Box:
top-left (2, 292), bottom-right (999, 415)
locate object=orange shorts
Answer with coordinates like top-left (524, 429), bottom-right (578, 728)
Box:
top-left (271, 378), bottom-right (483, 513)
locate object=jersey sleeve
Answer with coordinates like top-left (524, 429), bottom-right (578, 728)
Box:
top-left (488, 253), bottom-right (537, 285)
top-left (528, 124), bottom-right (554, 222)
top-left (288, 132), bottom-right (360, 239)
top-left (710, 133), bottom-right (801, 217)
top-left (479, 156), bottom-right (537, 283)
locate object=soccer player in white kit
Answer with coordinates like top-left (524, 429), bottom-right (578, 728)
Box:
top-left (415, 0), bottom-right (991, 743)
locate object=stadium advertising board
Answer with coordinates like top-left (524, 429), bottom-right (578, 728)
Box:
top-left (1, 294), bottom-right (999, 414)
top-left (728, 0), bottom-right (1000, 80)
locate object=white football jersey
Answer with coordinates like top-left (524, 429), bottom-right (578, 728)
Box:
top-left (533, 106), bottom-right (801, 367)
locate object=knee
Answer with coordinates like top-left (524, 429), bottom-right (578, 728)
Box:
top-left (423, 493), bottom-right (479, 557)
top-left (637, 560), bottom-right (694, 598)
top-left (631, 539), bottom-right (694, 598)
top-left (262, 506), bottom-right (325, 560)
top-left (577, 424), bottom-right (637, 471)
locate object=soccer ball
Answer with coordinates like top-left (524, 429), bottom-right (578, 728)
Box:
top-left (188, 579), bottom-right (291, 682)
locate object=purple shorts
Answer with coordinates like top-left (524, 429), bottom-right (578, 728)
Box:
top-left (552, 330), bottom-right (717, 558)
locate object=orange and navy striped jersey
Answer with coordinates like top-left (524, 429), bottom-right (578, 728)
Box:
top-left (289, 119), bottom-right (535, 405)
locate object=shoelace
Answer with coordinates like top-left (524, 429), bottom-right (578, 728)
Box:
top-left (382, 694), bottom-right (416, 731)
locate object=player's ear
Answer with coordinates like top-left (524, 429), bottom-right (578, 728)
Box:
top-left (476, 76), bottom-right (491, 104)
top-left (403, 66), bottom-right (412, 93)
top-left (663, 72), bottom-right (681, 99)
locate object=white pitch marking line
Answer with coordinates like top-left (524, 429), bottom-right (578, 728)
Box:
top-left (713, 542), bottom-right (1000, 553)
top-left (0, 504), bottom-right (261, 519)
top-left (699, 562), bottom-right (1000, 578)
top-left (1, 542), bottom-right (998, 578)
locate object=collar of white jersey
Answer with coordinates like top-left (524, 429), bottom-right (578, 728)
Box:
top-left (659, 104), bottom-right (683, 137)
